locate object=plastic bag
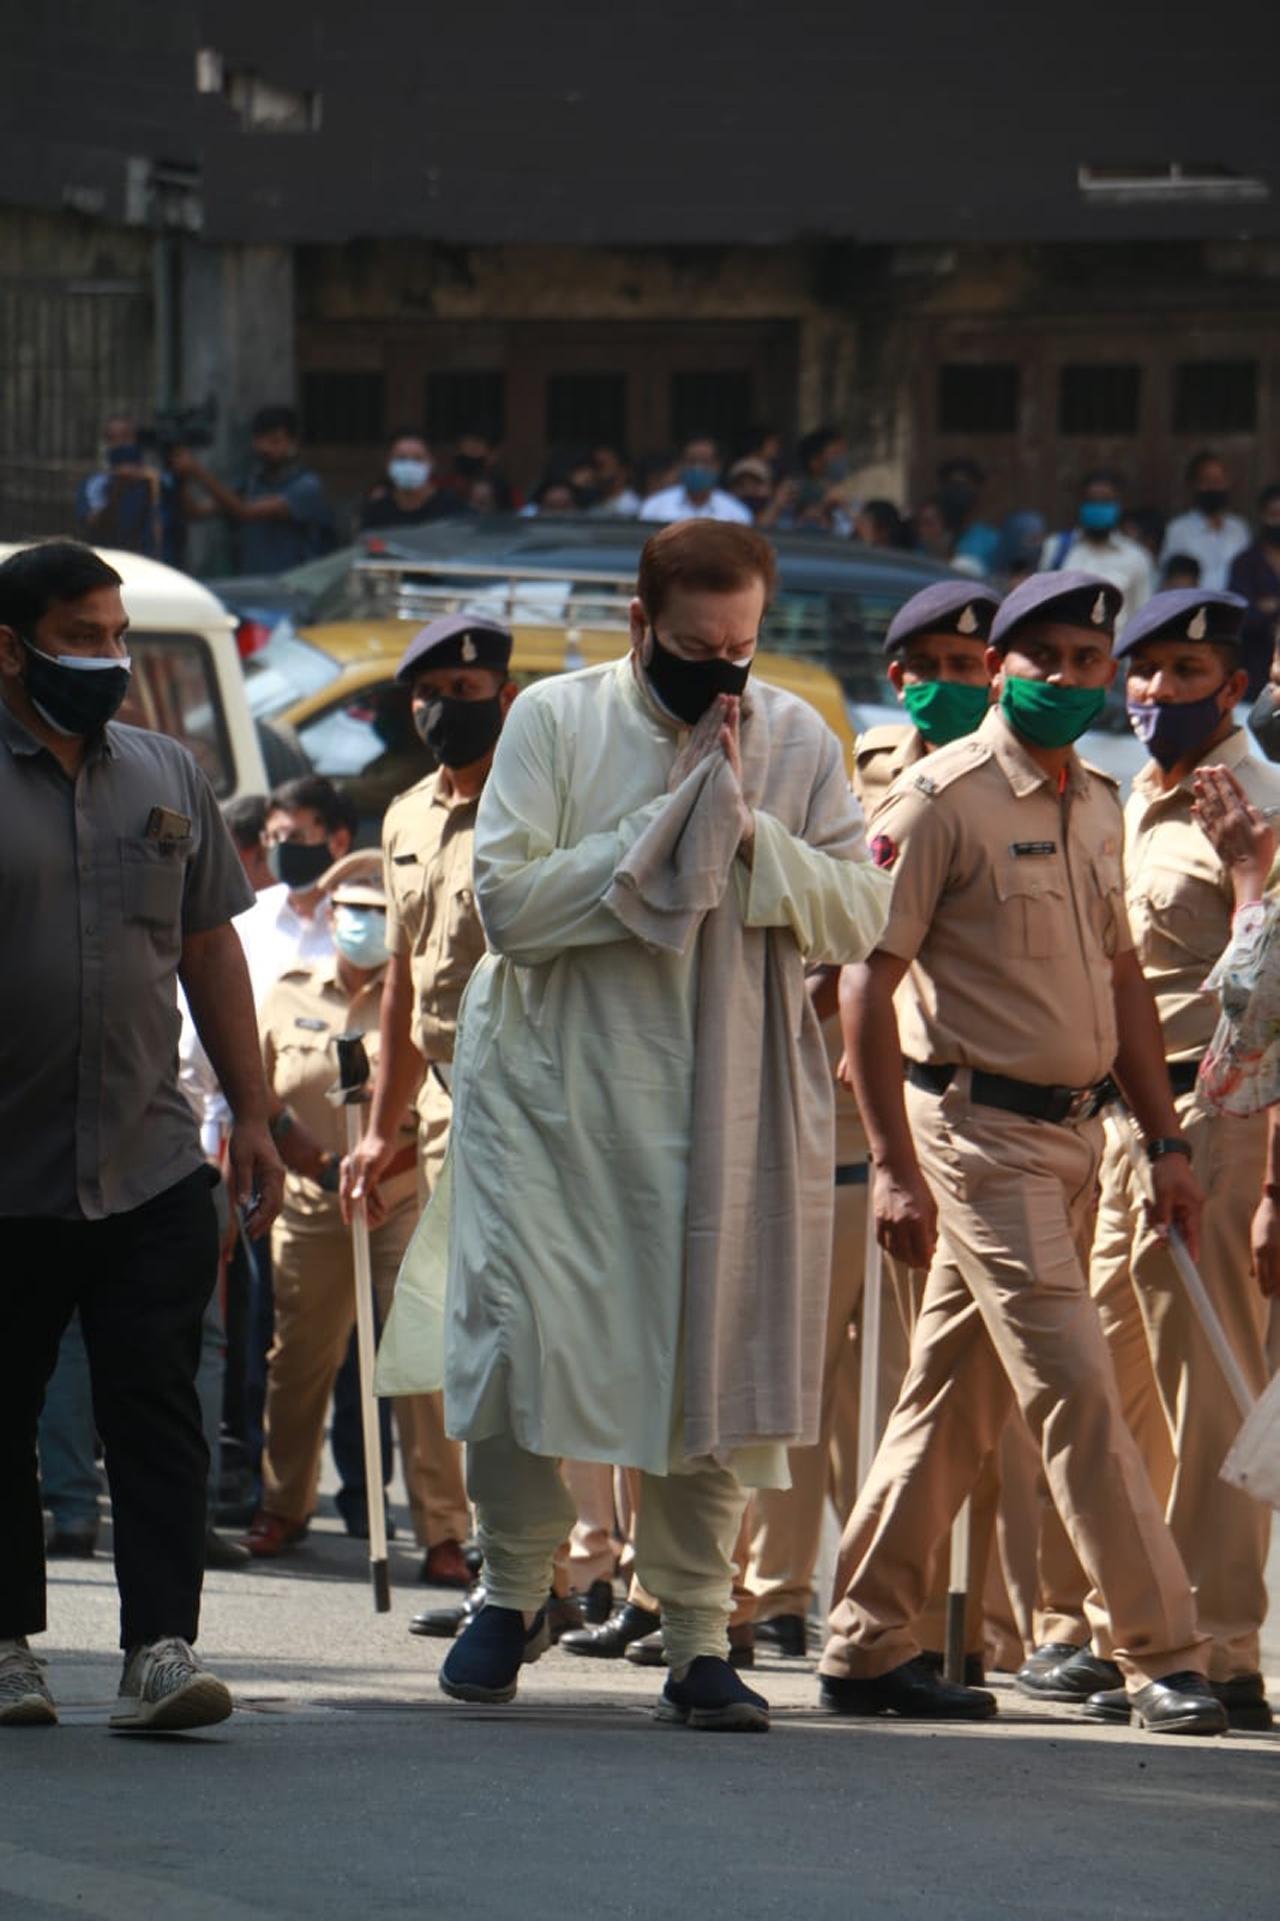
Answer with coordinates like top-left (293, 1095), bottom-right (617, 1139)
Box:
top-left (1220, 1370), bottom-right (1280, 1512)
top-left (1198, 899), bottom-right (1280, 1115)
top-left (373, 1145), bottom-right (450, 1397)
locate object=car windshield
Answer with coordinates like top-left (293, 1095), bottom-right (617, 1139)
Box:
top-left (244, 624), bottom-right (343, 718)
top-left (115, 632), bottom-right (235, 795)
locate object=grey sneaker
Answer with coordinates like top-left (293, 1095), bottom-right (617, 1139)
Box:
top-left (109, 1636), bottom-right (232, 1733)
top-left (0, 1642), bottom-right (57, 1726)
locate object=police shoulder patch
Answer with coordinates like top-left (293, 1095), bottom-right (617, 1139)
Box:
top-left (870, 832), bottom-right (898, 870)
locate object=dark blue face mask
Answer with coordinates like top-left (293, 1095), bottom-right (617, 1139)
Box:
top-left (1126, 684), bottom-right (1229, 771)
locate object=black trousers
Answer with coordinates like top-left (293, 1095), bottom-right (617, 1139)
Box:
top-left (1, 1167), bottom-right (219, 1649)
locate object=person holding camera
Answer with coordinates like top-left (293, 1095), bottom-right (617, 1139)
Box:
top-left (76, 415), bottom-right (179, 564)
top-left (170, 405), bottom-right (335, 576)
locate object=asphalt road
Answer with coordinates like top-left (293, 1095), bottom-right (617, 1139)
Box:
top-left (4, 1496), bottom-right (1279, 1921)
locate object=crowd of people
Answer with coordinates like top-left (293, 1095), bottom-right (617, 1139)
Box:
top-left (2, 518), bottom-right (1278, 1747)
top-left (74, 408), bottom-right (1280, 695)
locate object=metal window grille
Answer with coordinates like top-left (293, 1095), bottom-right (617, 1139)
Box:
top-left (1172, 360), bottom-right (1258, 434)
top-left (545, 373), bottom-right (627, 450)
top-left (937, 364), bottom-right (1020, 435)
top-left (1058, 364), bottom-right (1142, 435)
top-left (301, 370), bottom-right (386, 445)
top-left (423, 371), bottom-right (506, 444)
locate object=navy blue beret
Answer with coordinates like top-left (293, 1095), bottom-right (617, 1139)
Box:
top-left (883, 581), bottom-right (1000, 656)
top-left (1114, 589), bottom-right (1247, 660)
top-left (395, 612), bottom-right (513, 684)
top-left (990, 570), bottom-right (1122, 650)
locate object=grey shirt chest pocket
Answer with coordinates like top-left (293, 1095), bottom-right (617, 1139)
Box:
top-left (992, 858), bottom-right (1069, 959)
top-left (120, 835), bottom-right (192, 927)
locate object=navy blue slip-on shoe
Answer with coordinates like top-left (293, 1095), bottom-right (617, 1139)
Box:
top-left (655, 1656), bottom-right (770, 1732)
top-left (438, 1605), bottom-right (549, 1704)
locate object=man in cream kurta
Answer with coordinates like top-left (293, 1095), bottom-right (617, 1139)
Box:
top-left (435, 521), bottom-right (890, 1731)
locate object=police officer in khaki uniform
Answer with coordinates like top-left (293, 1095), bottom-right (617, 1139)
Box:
top-left (745, 581), bottom-right (999, 1657)
top-left (820, 571), bottom-right (1228, 1736)
top-left (854, 580), bottom-right (1000, 817)
top-left (245, 854), bottom-right (423, 1554)
top-left (343, 613), bottom-right (517, 1588)
top-left (1025, 590), bottom-right (1280, 1731)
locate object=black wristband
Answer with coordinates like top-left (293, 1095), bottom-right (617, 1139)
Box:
top-left (317, 1154), bottom-right (342, 1193)
top-left (1146, 1136), bottom-right (1192, 1163)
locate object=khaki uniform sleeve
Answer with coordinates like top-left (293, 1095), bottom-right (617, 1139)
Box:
top-left (381, 807), bottom-right (408, 958)
top-left (869, 781), bottom-right (958, 964)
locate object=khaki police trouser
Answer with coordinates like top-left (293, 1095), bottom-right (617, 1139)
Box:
top-left (560, 1460), bottom-right (626, 1591)
top-left (821, 1076), bottom-right (1207, 1688)
top-left (470, 1427), bottom-right (749, 1668)
top-left (262, 1200), bottom-right (436, 1531)
top-left (410, 1072), bottom-right (472, 1548)
top-left (747, 1175), bottom-right (908, 1622)
top-left (1037, 1097), bottom-right (1272, 1681)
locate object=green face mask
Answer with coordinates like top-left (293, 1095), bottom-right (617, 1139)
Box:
top-left (1000, 676), bottom-right (1107, 748)
top-left (902, 679), bottom-right (990, 747)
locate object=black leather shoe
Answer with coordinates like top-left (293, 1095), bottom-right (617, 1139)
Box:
top-left (755, 1613), bottom-right (809, 1659)
top-left (624, 1629), bottom-right (667, 1667)
top-left (409, 1579), bottom-right (485, 1639)
top-left (1015, 1640), bottom-right (1083, 1685)
top-left (439, 1604), bottom-right (549, 1703)
top-left (582, 1577), bottom-right (614, 1625)
top-left (1085, 1672), bottom-right (1228, 1737)
top-left (657, 1657), bottom-right (769, 1732)
top-left (820, 1657), bottom-right (997, 1720)
top-left (1016, 1646), bottom-right (1122, 1702)
top-left (919, 1648), bottom-right (987, 1688)
top-left (1211, 1672), bottom-right (1273, 1731)
top-left (1079, 1685), bottom-right (1131, 1725)
top-left (203, 1529), bottom-right (250, 1570)
top-left (546, 1592), bottom-right (584, 1643)
top-left (559, 1602), bottom-right (660, 1658)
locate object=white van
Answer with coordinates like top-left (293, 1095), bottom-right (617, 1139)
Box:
top-left (0, 544), bottom-right (267, 800)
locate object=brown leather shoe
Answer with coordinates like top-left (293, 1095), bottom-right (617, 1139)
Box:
top-left (240, 1511), bottom-right (308, 1558)
top-left (420, 1538), bottom-right (474, 1588)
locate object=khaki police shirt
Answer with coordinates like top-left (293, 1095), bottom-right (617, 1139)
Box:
top-left (261, 956), bottom-right (419, 1225)
top-left (382, 771), bottom-right (485, 1062)
top-left (0, 703), bottom-right (253, 1220)
top-left (853, 722), bottom-right (927, 825)
top-left (873, 704), bottom-right (1132, 1089)
top-left (1125, 727), bottom-right (1280, 1061)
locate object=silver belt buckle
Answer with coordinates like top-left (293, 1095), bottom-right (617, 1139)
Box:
top-left (1062, 1086), bottom-right (1095, 1125)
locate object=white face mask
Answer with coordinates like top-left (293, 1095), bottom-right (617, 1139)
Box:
top-left (388, 458), bottom-right (430, 492)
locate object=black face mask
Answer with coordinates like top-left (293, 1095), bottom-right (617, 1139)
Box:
top-left (1194, 488), bottom-right (1229, 517)
top-left (22, 639), bottom-right (132, 737)
top-left (453, 453), bottom-right (485, 479)
top-left (414, 693), bottom-right (504, 768)
top-left (643, 629), bottom-right (752, 725)
top-left (268, 840), bottom-right (333, 890)
top-left (1249, 684), bottom-right (1280, 763)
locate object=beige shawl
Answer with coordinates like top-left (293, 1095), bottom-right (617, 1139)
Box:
top-left (604, 685), bottom-right (872, 1460)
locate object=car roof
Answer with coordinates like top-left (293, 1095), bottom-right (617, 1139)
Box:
top-left (0, 542), bottom-right (235, 633)
top-left (364, 514), bottom-right (956, 598)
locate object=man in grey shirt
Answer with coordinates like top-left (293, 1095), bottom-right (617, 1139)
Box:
top-left (0, 541), bottom-right (284, 1734)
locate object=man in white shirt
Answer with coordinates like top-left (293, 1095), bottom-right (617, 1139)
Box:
top-left (639, 435), bottom-right (752, 526)
top-left (1039, 471), bottom-right (1154, 625)
top-left (235, 775), bottom-right (354, 1002)
top-left (1160, 451), bottom-right (1251, 592)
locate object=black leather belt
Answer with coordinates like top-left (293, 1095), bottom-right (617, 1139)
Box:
top-left (904, 1059), bottom-right (1116, 1126)
top-left (834, 1162), bottom-right (869, 1187)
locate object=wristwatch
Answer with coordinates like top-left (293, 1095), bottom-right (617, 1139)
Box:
top-left (1145, 1136), bottom-right (1193, 1163)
